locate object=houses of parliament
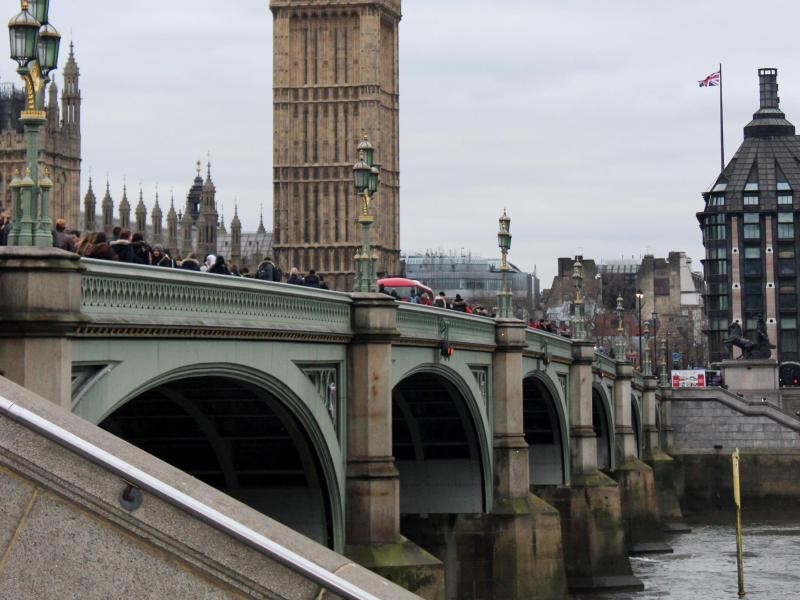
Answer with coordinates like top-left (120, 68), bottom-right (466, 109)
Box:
top-left (3, 0), bottom-right (404, 285)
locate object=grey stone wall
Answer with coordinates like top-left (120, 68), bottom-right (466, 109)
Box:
top-left (670, 398), bottom-right (800, 450)
top-left (0, 376), bottom-right (421, 600)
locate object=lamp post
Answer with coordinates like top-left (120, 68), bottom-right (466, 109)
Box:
top-left (643, 320), bottom-right (652, 376)
top-left (352, 133), bottom-right (380, 292)
top-left (496, 209), bottom-right (513, 318)
top-left (651, 311), bottom-right (660, 380)
top-left (571, 257), bottom-right (586, 341)
top-left (635, 289), bottom-right (644, 369)
top-left (659, 336), bottom-right (669, 387)
top-left (7, 0), bottom-right (61, 247)
top-left (615, 293), bottom-right (626, 360)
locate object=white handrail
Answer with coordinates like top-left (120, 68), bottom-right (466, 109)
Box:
top-left (0, 395), bottom-right (382, 600)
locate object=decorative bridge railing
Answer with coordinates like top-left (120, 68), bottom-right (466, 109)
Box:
top-left (77, 260), bottom-right (628, 374)
top-left (78, 259), bottom-right (354, 339)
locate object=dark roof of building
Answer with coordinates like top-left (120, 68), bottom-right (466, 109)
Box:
top-left (706, 69), bottom-right (800, 204)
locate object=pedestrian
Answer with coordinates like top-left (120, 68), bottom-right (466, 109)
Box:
top-left (318, 275), bottom-right (329, 290)
top-left (208, 254), bottom-right (230, 274)
top-left (304, 268), bottom-right (321, 288)
top-left (452, 294), bottom-right (468, 312)
top-left (256, 256), bottom-right (275, 281)
top-left (52, 218), bottom-right (74, 252)
top-left (287, 267), bottom-right (304, 285)
top-left (150, 244), bottom-right (175, 268)
top-left (83, 232), bottom-right (117, 261)
top-left (180, 252), bottom-right (201, 271)
top-left (420, 292), bottom-right (432, 306)
top-left (0, 210), bottom-right (10, 245)
top-left (230, 264), bottom-right (242, 277)
top-left (110, 229), bottom-right (135, 262)
top-left (131, 232), bottom-right (151, 265)
top-left (433, 291), bottom-right (447, 308)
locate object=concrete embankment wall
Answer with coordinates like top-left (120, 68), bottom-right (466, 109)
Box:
top-left (671, 449), bottom-right (800, 511)
top-left (664, 388), bottom-right (800, 512)
top-left (0, 376), bottom-right (419, 600)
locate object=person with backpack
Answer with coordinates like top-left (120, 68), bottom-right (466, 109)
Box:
top-left (256, 256), bottom-right (276, 281)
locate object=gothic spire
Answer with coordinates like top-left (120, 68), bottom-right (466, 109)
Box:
top-left (257, 203), bottom-right (266, 234)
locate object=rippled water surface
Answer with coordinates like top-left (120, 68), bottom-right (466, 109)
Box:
top-left (578, 517), bottom-right (800, 600)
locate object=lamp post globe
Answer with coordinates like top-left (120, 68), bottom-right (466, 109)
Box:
top-left (8, 1), bottom-right (39, 67)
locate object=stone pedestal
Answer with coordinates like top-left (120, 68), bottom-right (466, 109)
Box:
top-left (613, 459), bottom-right (671, 553)
top-left (0, 247), bottom-right (84, 410)
top-left (720, 359), bottom-right (780, 404)
top-left (346, 293), bottom-right (444, 599)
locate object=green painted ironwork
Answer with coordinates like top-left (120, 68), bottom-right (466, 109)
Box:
top-left (80, 260), bottom-right (353, 332)
top-left (395, 304), bottom-right (496, 347)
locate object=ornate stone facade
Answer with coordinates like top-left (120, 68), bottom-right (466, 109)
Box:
top-left (0, 43), bottom-right (81, 227)
top-left (270, 0), bottom-right (401, 290)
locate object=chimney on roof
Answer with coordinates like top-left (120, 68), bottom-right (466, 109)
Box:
top-left (744, 67), bottom-right (795, 138)
top-left (758, 68), bottom-right (780, 110)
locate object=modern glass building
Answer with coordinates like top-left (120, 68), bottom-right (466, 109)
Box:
top-left (699, 68), bottom-right (800, 369)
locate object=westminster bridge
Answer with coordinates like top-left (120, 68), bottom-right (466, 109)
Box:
top-left (0, 248), bottom-right (682, 599)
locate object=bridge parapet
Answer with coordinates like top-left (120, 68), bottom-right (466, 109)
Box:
top-left (523, 328), bottom-right (573, 363)
top-left (78, 259), bottom-right (353, 339)
top-left (395, 303), bottom-right (496, 347)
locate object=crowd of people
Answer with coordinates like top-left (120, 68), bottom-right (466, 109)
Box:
top-left (2, 219), bottom-right (562, 329)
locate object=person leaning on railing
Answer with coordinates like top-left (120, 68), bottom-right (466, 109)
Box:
top-left (0, 210), bottom-right (10, 246)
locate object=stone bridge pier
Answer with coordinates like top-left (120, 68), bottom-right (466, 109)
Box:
top-left (539, 341), bottom-right (642, 592)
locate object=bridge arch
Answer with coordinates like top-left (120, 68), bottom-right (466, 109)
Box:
top-left (592, 383), bottom-right (615, 471)
top-left (391, 363), bottom-right (491, 515)
top-left (522, 371), bottom-right (569, 485)
top-left (96, 363), bottom-right (344, 551)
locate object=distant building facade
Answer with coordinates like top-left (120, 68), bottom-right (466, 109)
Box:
top-left (543, 253), bottom-right (706, 367)
top-left (83, 162), bottom-right (272, 272)
top-left (404, 253), bottom-right (535, 315)
top-left (0, 43), bottom-right (81, 226)
top-left (270, 0), bottom-right (402, 290)
top-left (698, 69), bottom-right (800, 367)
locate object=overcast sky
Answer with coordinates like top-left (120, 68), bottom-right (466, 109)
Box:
top-left (5, 1), bottom-right (800, 283)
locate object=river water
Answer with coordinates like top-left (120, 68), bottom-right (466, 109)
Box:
top-left (577, 515), bottom-right (800, 600)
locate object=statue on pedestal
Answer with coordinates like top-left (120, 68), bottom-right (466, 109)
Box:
top-left (723, 317), bottom-right (775, 359)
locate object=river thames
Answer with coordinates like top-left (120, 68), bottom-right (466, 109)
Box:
top-left (577, 515), bottom-right (800, 600)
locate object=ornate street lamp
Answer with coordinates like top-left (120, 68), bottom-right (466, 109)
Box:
top-left (651, 311), bottom-right (660, 380)
top-left (7, 0), bottom-right (61, 246)
top-left (659, 336), bottom-right (669, 387)
top-left (352, 133), bottom-right (379, 292)
top-left (496, 209), bottom-right (513, 318)
top-left (615, 293), bottom-right (626, 360)
top-left (635, 289), bottom-right (644, 369)
top-left (571, 257), bottom-right (586, 341)
top-left (643, 320), bottom-right (652, 376)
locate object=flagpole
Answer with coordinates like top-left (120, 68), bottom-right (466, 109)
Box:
top-left (719, 62), bottom-right (725, 173)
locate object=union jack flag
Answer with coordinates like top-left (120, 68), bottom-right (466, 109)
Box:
top-left (698, 71), bottom-right (721, 87)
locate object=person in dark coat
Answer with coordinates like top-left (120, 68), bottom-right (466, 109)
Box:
top-left (304, 269), bottom-right (321, 288)
top-left (180, 253), bottom-right (201, 271)
top-left (131, 233), bottom-right (151, 265)
top-left (287, 267), bottom-right (304, 285)
top-left (111, 229), bottom-right (135, 263)
top-left (83, 232), bottom-right (117, 261)
top-left (451, 294), bottom-right (468, 312)
top-left (208, 255), bottom-right (230, 275)
top-left (150, 244), bottom-right (175, 268)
